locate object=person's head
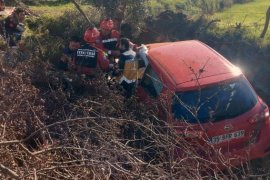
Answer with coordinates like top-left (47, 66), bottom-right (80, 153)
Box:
top-left (120, 38), bottom-right (131, 52)
top-left (99, 19), bottom-right (114, 36)
top-left (83, 27), bottom-right (100, 44)
top-left (14, 7), bottom-right (25, 22)
top-left (0, 0), bottom-right (5, 11)
top-left (69, 35), bottom-right (81, 51)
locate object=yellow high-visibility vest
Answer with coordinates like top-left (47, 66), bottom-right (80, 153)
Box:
top-left (119, 50), bottom-right (145, 84)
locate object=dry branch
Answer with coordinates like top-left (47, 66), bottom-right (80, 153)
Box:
top-left (0, 163), bottom-right (19, 179)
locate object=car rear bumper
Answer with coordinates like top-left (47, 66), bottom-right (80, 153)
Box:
top-left (224, 122), bottom-right (270, 166)
top-left (173, 122), bottom-right (270, 169)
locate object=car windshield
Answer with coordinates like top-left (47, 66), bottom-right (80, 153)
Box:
top-left (172, 76), bottom-right (258, 123)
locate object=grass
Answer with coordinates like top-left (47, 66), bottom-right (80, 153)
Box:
top-left (30, 1), bottom-right (186, 17)
top-left (212, 0), bottom-right (270, 42)
top-left (148, 0), bottom-right (184, 15)
top-left (29, 3), bottom-right (92, 17)
top-left (25, 2), bottom-right (97, 43)
top-left (30, 3), bottom-right (74, 17)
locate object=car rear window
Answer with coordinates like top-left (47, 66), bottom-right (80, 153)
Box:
top-left (172, 76), bottom-right (258, 123)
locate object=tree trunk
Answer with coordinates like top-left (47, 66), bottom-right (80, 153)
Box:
top-left (260, 6), bottom-right (270, 38)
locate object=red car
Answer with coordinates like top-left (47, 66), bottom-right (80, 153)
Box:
top-left (136, 40), bottom-right (270, 166)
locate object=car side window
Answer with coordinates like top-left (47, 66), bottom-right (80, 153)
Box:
top-left (140, 65), bottom-right (163, 98)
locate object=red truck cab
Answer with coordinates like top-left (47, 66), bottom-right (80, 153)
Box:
top-left (136, 40), bottom-right (270, 166)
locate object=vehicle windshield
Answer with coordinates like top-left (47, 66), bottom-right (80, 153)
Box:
top-left (172, 76), bottom-right (258, 123)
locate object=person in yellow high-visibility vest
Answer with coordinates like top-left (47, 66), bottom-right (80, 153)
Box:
top-left (118, 38), bottom-right (141, 98)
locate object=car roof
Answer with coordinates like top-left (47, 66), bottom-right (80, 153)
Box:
top-left (146, 40), bottom-right (242, 91)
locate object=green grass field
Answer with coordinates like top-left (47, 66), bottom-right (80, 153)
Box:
top-left (29, 3), bottom-right (93, 17)
top-left (213, 0), bottom-right (270, 40)
top-left (30, 3), bottom-right (75, 17)
top-left (148, 0), bottom-right (184, 15)
top-left (30, 0), bottom-right (185, 17)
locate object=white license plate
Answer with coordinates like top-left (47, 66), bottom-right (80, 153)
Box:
top-left (210, 130), bottom-right (245, 144)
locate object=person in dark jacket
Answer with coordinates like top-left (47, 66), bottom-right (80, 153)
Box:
top-left (4, 7), bottom-right (25, 46)
top-left (58, 35), bottom-right (81, 71)
top-left (74, 27), bottom-right (109, 77)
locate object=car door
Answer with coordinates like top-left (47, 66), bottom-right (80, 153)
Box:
top-left (136, 65), bottom-right (163, 101)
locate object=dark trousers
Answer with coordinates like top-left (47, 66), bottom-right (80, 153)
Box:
top-left (121, 81), bottom-right (135, 98)
top-left (6, 31), bottom-right (22, 47)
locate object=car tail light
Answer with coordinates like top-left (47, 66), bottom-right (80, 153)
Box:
top-left (248, 106), bottom-right (269, 144)
top-left (264, 110), bottom-right (270, 124)
top-left (248, 108), bottom-right (269, 124)
top-left (265, 111), bottom-right (270, 117)
top-left (260, 102), bottom-right (270, 124)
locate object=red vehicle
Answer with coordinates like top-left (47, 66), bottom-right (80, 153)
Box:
top-left (136, 40), bottom-right (270, 166)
